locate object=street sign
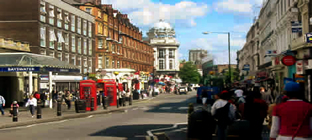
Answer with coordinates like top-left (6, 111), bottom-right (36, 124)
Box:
top-left (242, 64), bottom-right (250, 71)
top-left (281, 55), bottom-right (296, 66)
top-left (306, 33), bottom-right (312, 43)
top-left (291, 21), bottom-right (302, 33)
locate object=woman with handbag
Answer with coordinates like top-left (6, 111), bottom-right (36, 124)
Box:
top-left (270, 81), bottom-right (312, 140)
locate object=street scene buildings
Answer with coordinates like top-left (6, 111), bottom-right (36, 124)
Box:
top-left (238, 0), bottom-right (312, 102)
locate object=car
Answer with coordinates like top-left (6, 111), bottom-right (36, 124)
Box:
top-left (179, 86), bottom-right (188, 94)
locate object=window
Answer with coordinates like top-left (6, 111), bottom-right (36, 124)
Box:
top-left (77, 18), bottom-right (81, 34)
top-left (159, 60), bottom-right (164, 69)
top-left (97, 11), bottom-right (101, 18)
top-left (98, 39), bottom-right (103, 48)
top-left (169, 49), bottom-right (175, 58)
top-left (105, 57), bottom-right (109, 68)
top-left (64, 53), bottom-right (69, 63)
top-left (57, 52), bottom-right (62, 61)
top-left (71, 55), bottom-right (76, 65)
top-left (159, 49), bottom-right (165, 58)
top-left (77, 57), bottom-right (81, 66)
top-left (117, 61), bottom-right (120, 68)
top-left (64, 12), bottom-right (70, 30)
top-left (88, 22), bottom-right (92, 37)
top-left (117, 46), bottom-right (120, 54)
top-left (119, 36), bottom-right (122, 43)
top-left (169, 60), bottom-right (173, 69)
top-left (112, 60), bottom-right (115, 68)
top-left (83, 39), bottom-right (87, 55)
top-left (40, 49), bottom-right (46, 55)
top-left (85, 8), bottom-right (92, 14)
top-left (88, 59), bottom-right (92, 73)
top-left (49, 5), bottom-right (54, 25)
top-left (49, 51), bottom-right (55, 58)
top-left (57, 9), bottom-right (62, 27)
top-left (49, 29), bottom-right (57, 49)
top-left (77, 38), bottom-right (81, 54)
top-left (71, 15), bottom-right (75, 32)
top-left (106, 41), bottom-right (109, 49)
top-left (40, 2), bottom-right (46, 22)
top-left (112, 44), bottom-right (115, 53)
top-left (88, 39), bottom-right (92, 55)
top-left (98, 23), bottom-right (103, 34)
top-left (71, 35), bottom-right (76, 52)
top-left (83, 20), bottom-right (87, 36)
top-left (57, 31), bottom-right (64, 50)
top-left (64, 33), bottom-right (69, 51)
top-left (83, 57), bottom-right (87, 67)
top-left (40, 26), bottom-right (46, 47)
top-left (98, 55), bottom-right (103, 69)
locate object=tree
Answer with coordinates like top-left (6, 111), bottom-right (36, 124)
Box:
top-left (224, 68), bottom-right (239, 83)
top-left (179, 62), bottom-right (201, 84)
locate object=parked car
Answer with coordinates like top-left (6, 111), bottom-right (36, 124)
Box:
top-left (179, 86), bottom-right (188, 94)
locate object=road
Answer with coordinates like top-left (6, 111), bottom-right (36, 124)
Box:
top-left (0, 91), bottom-right (198, 140)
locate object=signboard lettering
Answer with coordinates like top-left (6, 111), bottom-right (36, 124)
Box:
top-left (291, 21), bottom-right (302, 33)
top-left (281, 55), bottom-right (296, 66)
top-left (2, 67), bottom-right (40, 72)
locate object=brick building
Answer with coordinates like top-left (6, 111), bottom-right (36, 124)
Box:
top-left (0, 0), bottom-right (95, 91)
top-left (66, 0), bottom-right (154, 76)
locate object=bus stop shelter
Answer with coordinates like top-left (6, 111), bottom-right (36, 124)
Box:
top-left (0, 53), bottom-right (80, 108)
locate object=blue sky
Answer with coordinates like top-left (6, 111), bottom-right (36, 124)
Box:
top-left (102, 0), bottom-right (264, 64)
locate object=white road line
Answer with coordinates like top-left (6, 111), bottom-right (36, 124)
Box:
top-left (132, 108), bottom-right (138, 110)
top-left (86, 115), bottom-right (93, 118)
top-left (178, 107), bottom-right (188, 110)
top-left (146, 122), bottom-right (187, 137)
top-left (0, 120), bottom-right (68, 130)
top-left (159, 107), bottom-right (172, 110)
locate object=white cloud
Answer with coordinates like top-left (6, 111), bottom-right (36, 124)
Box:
top-left (103, 0), bottom-right (209, 28)
top-left (214, 0), bottom-right (263, 15)
top-left (213, 50), bottom-right (238, 65)
top-left (233, 23), bottom-right (253, 33)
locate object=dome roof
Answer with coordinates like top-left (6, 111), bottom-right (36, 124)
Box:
top-left (153, 19), bottom-right (172, 29)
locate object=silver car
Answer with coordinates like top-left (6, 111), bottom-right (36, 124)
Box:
top-left (179, 86), bottom-right (188, 94)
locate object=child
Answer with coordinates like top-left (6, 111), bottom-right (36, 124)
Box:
top-left (10, 101), bottom-right (19, 117)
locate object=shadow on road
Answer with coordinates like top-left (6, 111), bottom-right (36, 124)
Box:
top-left (89, 124), bottom-right (173, 140)
top-left (144, 96), bottom-right (199, 114)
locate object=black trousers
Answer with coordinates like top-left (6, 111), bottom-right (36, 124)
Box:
top-left (65, 100), bottom-right (71, 109)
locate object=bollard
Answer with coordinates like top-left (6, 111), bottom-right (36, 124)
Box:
top-left (57, 100), bottom-right (62, 116)
top-left (90, 97), bottom-right (94, 111)
top-left (188, 103), bottom-right (194, 121)
top-left (37, 100), bottom-right (42, 119)
top-left (129, 95), bottom-right (132, 106)
top-left (102, 96), bottom-right (107, 109)
top-left (122, 95), bottom-right (126, 106)
top-left (117, 97), bottom-right (119, 108)
top-left (12, 103), bottom-right (18, 122)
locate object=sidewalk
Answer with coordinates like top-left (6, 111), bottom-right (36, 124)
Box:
top-left (0, 98), bottom-right (150, 129)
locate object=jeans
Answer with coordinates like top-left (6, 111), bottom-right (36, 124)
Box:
top-left (29, 105), bottom-right (35, 116)
top-left (65, 100), bottom-right (71, 109)
top-left (0, 105), bottom-right (4, 115)
top-left (217, 125), bottom-right (227, 140)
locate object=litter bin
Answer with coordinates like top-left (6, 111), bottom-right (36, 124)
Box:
top-left (188, 109), bottom-right (215, 140)
top-left (75, 100), bottom-right (86, 113)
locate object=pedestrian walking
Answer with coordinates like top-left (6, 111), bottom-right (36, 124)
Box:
top-left (25, 95), bottom-right (37, 118)
top-left (260, 87), bottom-right (273, 105)
top-left (242, 91), bottom-right (268, 140)
top-left (211, 90), bottom-right (236, 140)
top-left (0, 95), bottom-right (5, 115)
top-left (64, 90), bottom-right (73, 110)
top-left (270, 81), bottom-right (312, 140)
top-left (267, 95), bottom-right (288, 130)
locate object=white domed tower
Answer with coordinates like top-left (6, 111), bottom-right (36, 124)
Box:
top-left (146, 20), bottom-right (180, 77)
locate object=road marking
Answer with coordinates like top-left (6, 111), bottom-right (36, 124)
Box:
top-left (146, 122), bottom-right (187, 137)
top-left (132, 108), bottom-right (138, 110)
top-left (86, 115), bottom-right (93, 118)
top-left (178, 107), bottom-right (188, 110)
top-left (159, 107), bottom-right (171, 110)
top-left (0, 120), bottom-right (68, 130)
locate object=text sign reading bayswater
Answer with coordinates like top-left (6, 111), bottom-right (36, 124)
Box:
top-left (1, 67), bottom-right (40, 72)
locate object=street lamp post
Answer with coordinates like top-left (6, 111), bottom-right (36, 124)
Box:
top-left (203, 31), bottom-right (231, 85)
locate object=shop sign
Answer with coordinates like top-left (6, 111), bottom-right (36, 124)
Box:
top-left (0, 67), bottom-right (40, 72)
top-left (257, 71), bottom-right (268, 78)
top-left (291, 21), bottom-right (302, 33)
top-left (295, 74), bottom-right (305, 83)
top-left (275, 56), bottom-right (280, 65)
top-left (306, 33), bottom-right (312, 43)
top-left (296, 60), bottom-right (304, 74)
top-left (242, 64), bottom-right (250, 71)
top-left (281, 55), bottom-right (296, 66)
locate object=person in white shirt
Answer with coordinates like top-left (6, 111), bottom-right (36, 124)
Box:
top-left (25, 95), bottom-right (37, 118)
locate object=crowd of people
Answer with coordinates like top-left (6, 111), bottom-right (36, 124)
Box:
top-left (198, 81), bottom-right (312, 140)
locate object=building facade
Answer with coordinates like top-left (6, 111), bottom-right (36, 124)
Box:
top-left (0, 0), bottom-right (95, 92)
top-left (189, 49), bottom-right (209, 65)
top-left (146, 20), bottom-right (180, 77)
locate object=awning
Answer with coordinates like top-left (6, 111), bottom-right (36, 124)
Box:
top-left (0, 53), bottom-right (79, 73)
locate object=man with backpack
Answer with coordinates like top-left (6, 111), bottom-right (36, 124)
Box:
top-left (0, 95), bottom-right (5, 115)
top-left (211, 90), bottom-right (236, 140)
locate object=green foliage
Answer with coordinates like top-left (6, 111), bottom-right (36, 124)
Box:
top-left (224, 68), bottom-right (239, 83)
top-left (179, 61), bottom-right (201, 84)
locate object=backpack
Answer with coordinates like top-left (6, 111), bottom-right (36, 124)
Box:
top-left (214, 103), bottom-right (234, 126)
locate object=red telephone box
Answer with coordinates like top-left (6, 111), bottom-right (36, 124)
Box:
top-left (97, 79), bottom-right (117, 106)
top-left (79, 80), bottom-right (97, 111)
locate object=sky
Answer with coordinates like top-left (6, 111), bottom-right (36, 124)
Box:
top-left (102, 0), bottom-right (264, 64)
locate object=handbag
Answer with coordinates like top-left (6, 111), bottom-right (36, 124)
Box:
top-left (292, 109), bottom-right (310, 140)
